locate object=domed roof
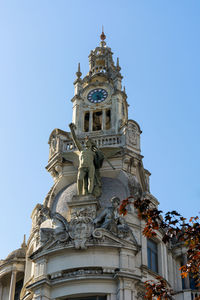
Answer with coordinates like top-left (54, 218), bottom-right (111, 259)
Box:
top-left (6, 247), bottom-right (26, 261)
top-left (52, 176), bottom-right (129, 219)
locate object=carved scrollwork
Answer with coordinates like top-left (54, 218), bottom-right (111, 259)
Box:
top-left (92, 228), bottom-right (104, 239)
top-left (127, 123), bottom-right (137, 146)
top-left (71, 207), bottom-right (96, 219)
top-left (69, 216), bottom-right (94, 249)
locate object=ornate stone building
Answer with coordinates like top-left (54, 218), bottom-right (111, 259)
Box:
top-left (0, 32), bottom-right (199, 300)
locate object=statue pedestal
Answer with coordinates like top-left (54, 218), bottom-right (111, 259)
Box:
top-left (68, 195), bottom-right (99, 220)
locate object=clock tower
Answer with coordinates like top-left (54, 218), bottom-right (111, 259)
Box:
top-left (72, 31), bottom-right (128, 137)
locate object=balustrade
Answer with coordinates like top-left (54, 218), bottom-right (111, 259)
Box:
top-left (51, 135), bottom-right (122, 155)
top-left (191, 291), bottom-right (200, 300)
top-left (49, 134), bottom-right (123, 161)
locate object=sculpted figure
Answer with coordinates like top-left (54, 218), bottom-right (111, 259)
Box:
top-left (69, 123), bottom-right (104, 196)
top-left (94, 196), bottom-right (137, 243)
top-left (94, 196), bottom-right (120, 234)
top-left (40, 211), bottom-right (69, 244)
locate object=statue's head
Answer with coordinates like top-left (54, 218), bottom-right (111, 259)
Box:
top-left (85, 139), bottom-right (93, 148)
top-left (110, 196), bottom-right (120, 208)
top-left (85, 136), bottom-right (96, 149)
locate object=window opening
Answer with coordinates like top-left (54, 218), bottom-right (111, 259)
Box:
top-left (106, 109), bottom-right (111, 130)
top-left (93, 111), bottom-right (102, 131)
top-left (147, 239), bottom-right (158, 273)
top-left (14, 279), bottom-right (23, 300)
top-left (84, 112), bottom-right (90, 132)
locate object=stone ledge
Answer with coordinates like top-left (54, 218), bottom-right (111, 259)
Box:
top-left (68, 195), bottom-right (99, 208)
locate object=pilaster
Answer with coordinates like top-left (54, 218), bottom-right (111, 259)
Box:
top-left (35, 258), bottom-right (48, 280)
top-left (8, 269), bottom-right (17, 300)
top-left (182, 254), bottom-right (190, 289)
top-left (33, 285), bottom-right (51, 300)
top-left (102, 109), bottom-right (106, 130)
top-left (0, 283), bottom-right (3, 300)
top-left (89, 111), bottom-right (93, 132)
top-left (117, 277), bottom-right (137, 300)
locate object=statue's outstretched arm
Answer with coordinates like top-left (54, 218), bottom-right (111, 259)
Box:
top-left (69, 123), bottom-right (82, 151)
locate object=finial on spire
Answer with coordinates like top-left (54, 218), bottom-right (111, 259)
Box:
top-left (123, 86), bottom-right (126, 93)
top-left (100, 25), bottom-right (106, 41)
top-left (21, 234), bottom-right (26, 249)
top-left (116, 57), bottom-right (121, 72)
top-left (100, 26), bottom-right (106, 47)
top-left (76, 62), bottom-right (82, 79)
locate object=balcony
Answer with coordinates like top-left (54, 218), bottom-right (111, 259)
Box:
top-left (48, 133), bottom-right (124, 162)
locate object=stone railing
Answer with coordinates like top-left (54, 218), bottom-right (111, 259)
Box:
top-left (49, 134), bottom-right (124, 160)
top-left (63, 134), bottom-right (123, 152)
top-left (191, 291), bottom-right (200, 300)
top-left (91, 66), bottom-right (107, 75)
top-left (174, 290), bottom-right (200, 300)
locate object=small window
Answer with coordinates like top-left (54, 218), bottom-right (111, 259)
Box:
top-left (93, 111), bottom-right (102, 131)
top-left (147, 239), bottom-right (158, 273)
top-left (84, 112), bottom-right (90, 132)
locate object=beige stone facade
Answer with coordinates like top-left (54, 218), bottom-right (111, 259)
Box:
top-left (0, 33), bottom-right (199, 300)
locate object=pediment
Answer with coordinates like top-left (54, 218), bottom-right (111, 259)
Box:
top-left (92, 228), bottom-right (139, 252)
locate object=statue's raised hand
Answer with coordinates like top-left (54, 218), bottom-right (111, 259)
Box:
top-left (69, 123), bottom-right (76, 130)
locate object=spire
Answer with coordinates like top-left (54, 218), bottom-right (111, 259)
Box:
top-left (76, 62), bottom-right (82, 79)
top-left (21, 234), bottom-right (26, 249)
top-left (116, 57), bottom-right (121, 72)
top-left (100, 26), bottom-right (106, 47)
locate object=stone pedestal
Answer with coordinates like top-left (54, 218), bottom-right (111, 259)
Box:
top-left (67, 195), bottom-right (99, 249)
top-left (68, 195), bottom-right (99, 220)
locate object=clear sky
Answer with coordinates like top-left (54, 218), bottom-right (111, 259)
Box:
top-left (0, 0), bottom-right (199, 259)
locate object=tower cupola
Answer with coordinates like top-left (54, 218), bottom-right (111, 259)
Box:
top-left (71, 30), bottom-right (129, 137)
top-left (87, 30), bottom-right (123, 90)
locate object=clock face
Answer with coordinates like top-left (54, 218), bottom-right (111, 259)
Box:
top-left (87, 88), bottom-right (108, 103)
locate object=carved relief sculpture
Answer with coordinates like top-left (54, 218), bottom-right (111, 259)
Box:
top-left (127, 123), bottom-right (137, 146)
top-left (39, 209), bottom-right (69, 244)
top-left (94, 196), bottom-right (137, 243)
top-left (69, 212), bottom-right (94, 249)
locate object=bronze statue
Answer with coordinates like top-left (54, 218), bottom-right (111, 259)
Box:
top-left (69, 123), bottom-right (104, 197)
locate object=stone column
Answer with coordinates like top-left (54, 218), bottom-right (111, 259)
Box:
top-left (183, 253), bottom-right (190, 289)
top-left (8, 269), bottom-right (17, 300)
top-left (0, 283), bottom-right (3, 300)
top-left (89, 111), bottom-right (93, 132)
top-left (115, 99), bottom-right (119, 132)
top-left (102, 109), bottom-right (106, 130)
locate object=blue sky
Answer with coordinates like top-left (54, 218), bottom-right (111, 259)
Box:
top-left (0, 0), bottom-right (199, 258)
